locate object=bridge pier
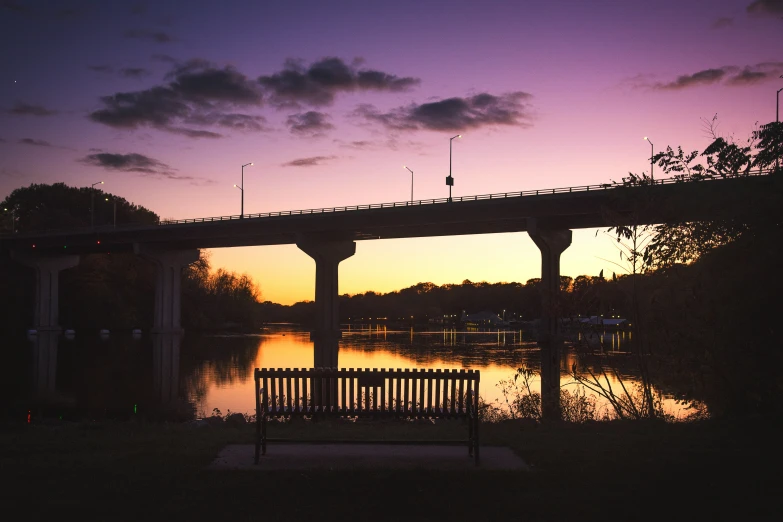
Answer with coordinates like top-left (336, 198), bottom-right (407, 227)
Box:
top-left (296, 237), bottom-right (356, 368)
top-left (134, 245), bottom-right (199, 334)
top-left (527, 221), bottom-right (572, 422)
top-left (31, 330), bottom-right (59, 400)
top-left (13, 253), bottom-right (80, 332)
top-left (152, 333), bottom-right (182, 406)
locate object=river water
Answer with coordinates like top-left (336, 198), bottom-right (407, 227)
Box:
top-left (3, 324), bottom-right (696, 422)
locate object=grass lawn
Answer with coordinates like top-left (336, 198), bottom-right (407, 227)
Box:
top-left (2, 416), bottom-right (780, 521)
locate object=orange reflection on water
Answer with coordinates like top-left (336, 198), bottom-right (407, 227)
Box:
top-left (194, 328), bottom-right (693, 420)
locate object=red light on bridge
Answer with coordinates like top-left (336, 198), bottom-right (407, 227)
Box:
top-left (32, 244), bottom-right (35, 248)
top-left (97, 240), bottom-right (101, 244)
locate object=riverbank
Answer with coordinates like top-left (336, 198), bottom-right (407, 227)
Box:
top-left (2, 416), bottom-right (778, 521)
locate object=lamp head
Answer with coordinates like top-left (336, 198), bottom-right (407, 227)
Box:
top-left (644, 137), bottom-right (648, 141)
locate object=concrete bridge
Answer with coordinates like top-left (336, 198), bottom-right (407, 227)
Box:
top-left (2, 173), bottom-right (773, 420)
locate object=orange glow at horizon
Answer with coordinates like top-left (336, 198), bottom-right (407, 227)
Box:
top-left (206, 228), bottom-right (618, 305)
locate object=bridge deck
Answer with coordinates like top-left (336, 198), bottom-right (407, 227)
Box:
top-left (1, 174), bottom-right (775, 256)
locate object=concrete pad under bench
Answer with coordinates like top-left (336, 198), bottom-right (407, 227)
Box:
top-left (209, 443), bottom-right (529, 471)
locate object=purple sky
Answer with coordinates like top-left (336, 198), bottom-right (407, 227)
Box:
top-left (1, 0), bottom-right (782, 304)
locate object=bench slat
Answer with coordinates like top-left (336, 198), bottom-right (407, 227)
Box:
top-left (435, 369), bottom-right (442, 413)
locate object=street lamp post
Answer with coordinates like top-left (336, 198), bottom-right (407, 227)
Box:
top-left (237, 162), bottom-right (253, 218)
top-left (777, 78), bottom-right (782, 170)
top-left (644, 137), bottom-right (654, 183)
top-left (447, 134), bottom-right (461, 202)
top-left (105, 197), bottom-right (116, 227)
top-left (3, 207), bottom-right (15, 233)
top-left (403, 166), bottom-right (413, 202)
top-left (90, 181), bottom-right (104, 227)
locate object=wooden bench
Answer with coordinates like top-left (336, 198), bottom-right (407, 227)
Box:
top-left (254, 367), bottom-right (480, 465)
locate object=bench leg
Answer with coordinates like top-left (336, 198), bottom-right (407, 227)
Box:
top-left (255, 413), bottom-right (261, 464)
top-left (474, 417), bottom-right (480, 466)
top-left (468, 415), bottom-right (474, 457)
top-left (262, 414), bottom-right (267, 456)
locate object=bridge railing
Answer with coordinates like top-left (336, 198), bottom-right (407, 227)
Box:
top-left (2, 169), bottom-right (773, 236)
top-left (156, 170), bottom-right (770, 226)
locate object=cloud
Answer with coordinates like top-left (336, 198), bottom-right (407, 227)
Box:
top-left (151, 53), bottom-right (177, 63)
top-left (168, 60), bottom-right (262, 104)
top-left (287, 111), bottom-right (334, 136)
top-left (353, 92), bottom-right (534, 132)
top-left (655, 68), bottom-right (727, 89)
top-left (0, 166), bottom-right (23, 179)
top-left (79, 152), bottom-right (194, 181)
top-left (91, 86), bottom-right (187, 128)
top-left (124, 29), bottom-right (173, 43)
top-left (281, 155), bottom-right (338, 167)
top-left (89, 59), bottom-right (263, 138)
top-left (726, 68), bottom-right (768, 85)
top-left (711, 17), bottom-right (733, 28)
top-left (333, 139), bottom-right (376, 150)
top-left (120, 67), bottom-right (152, 78)
top-left (89, 65), bottom-right (114, 73)
top-left (167, 127), bottom-right (222, 139)
top-left (10, 102), bottom-right (58, 116)
top-left (747, 0), bottom-right (783, 17)
top-left (259, 57), bottom-right (420, 108)
top-left (648, 62), bottom-right (783, 90)
top-left (1, 1), bottom-right (29, 13)
top-left (91, 65), bottom-right (152, 78)
top-left (184, 112), bottom-right (268, 132)
top-left (19, 138), bottom-right (52, 147)
top-left (55, 8), bottom-right (83, 20)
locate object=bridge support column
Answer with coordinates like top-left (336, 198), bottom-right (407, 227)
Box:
top-left (134, 245), bottom-right (199, 334)
top-left (527, 221), bottom-right (572, 422)
top-left (296, 237), bottom-right (356, 368)
top-left (31, 330), bottom-right (59, 400)
top-left (152, 333), bottom-right (182, 406)
top-left (13, 253), bottom-right (79, 332)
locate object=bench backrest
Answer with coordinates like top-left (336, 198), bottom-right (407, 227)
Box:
top-left (254, 367), bottom-right (480, 417)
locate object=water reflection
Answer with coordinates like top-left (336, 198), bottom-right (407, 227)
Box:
top-left (30, 331), bottom-right (59, 400)
top-left (6, 325), bottom-right (694, 422)
top-left (153, 334), bottom-right (181, 405)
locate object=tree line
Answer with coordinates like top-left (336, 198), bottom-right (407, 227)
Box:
top-left (260, 275), bottom-right (630, 326)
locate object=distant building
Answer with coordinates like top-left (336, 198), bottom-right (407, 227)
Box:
top-left (578, 316), bottom-right (627, 327)
top-left (461, 310), bottom-right (508, 327)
